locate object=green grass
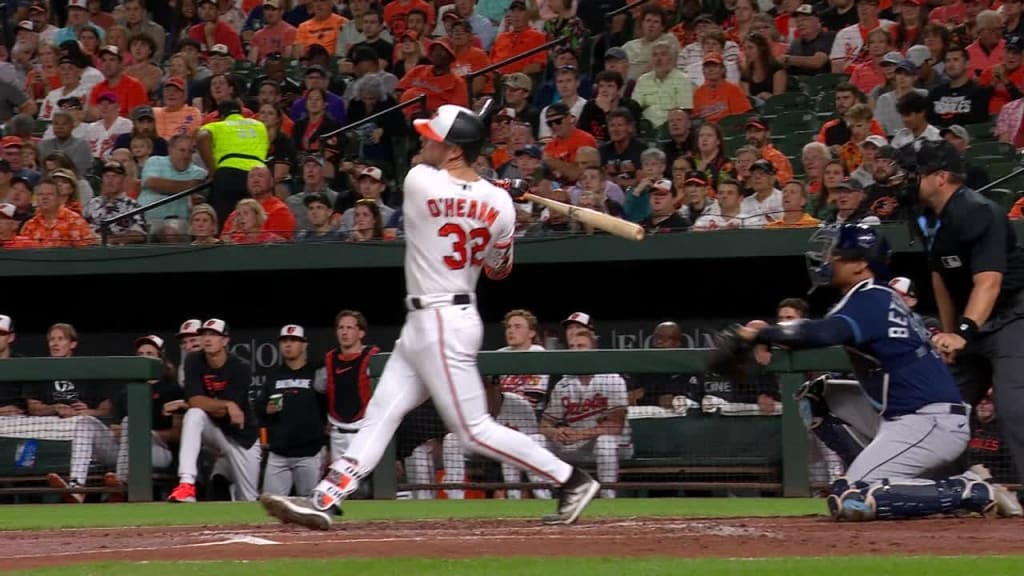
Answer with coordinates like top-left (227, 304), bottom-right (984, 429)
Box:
top-left (0, 498), bottom-right (826, 531)
top-left (10, 556), bottom-right (1024, 576)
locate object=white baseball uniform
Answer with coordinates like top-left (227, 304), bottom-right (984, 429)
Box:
top-left (443, 392), bottom-right (548, 499)
top-left (497, 344), bottom-right (549, 408)
top-left (326, 163), bottom-right (574, 491)
top-left (537, 373), bottom-right (633, 498)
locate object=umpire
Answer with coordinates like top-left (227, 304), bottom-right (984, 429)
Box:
top-left (912, 140), bottom-right (1024, 485)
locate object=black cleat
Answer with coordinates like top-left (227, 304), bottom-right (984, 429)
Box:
top-left (259, 493), bottom-right (333, 531)
top-left (542, 468), bottom-right (600, 525)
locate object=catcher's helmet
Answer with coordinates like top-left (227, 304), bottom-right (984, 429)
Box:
top-left (806, 224), bottom-right (892, 291)
top-left (413, 104), bottom-right (485, 161)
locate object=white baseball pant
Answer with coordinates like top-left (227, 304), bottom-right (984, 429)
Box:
top-left (177, 408), bottom-right (261, 501)
top-left (69, 415), bottom-right (118, 486)
top-left (262, 449), bottom-right (325, 497)
top-left (442, 432), bottom-right (551, 499)
top-left (532, 433), bottom-right (633, 499)
top-left (329, 428), bottom-right (357, 462)
top-left (405, 442), bottom-right (436, 499)
top-left (338, 305), bottom-right (574, 487)
top-left (114, 416), bottom-right (174, 482)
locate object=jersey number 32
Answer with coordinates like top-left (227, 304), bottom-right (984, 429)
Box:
top-left (439, 223), bottom-right (491, 270)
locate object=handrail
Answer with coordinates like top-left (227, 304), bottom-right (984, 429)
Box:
top-left (610, 0), bottom-right (647, 18)
top-left (465, 35), bottom-right (570, 105)
top-left (99, 180), bottom-right (213, 246)
top-left (977, 164), bottom-right (1024, 194)
top-left (318, 95), bottom-right (427, 143)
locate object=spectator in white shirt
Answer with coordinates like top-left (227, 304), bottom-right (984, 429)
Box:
top-left (693, 177), bottom-right (763, 229)
top-left (81, 91), bottom-right (132, 160)
top-left (890, 90), bottom-right (942, 151)
top-left (740, 159), bottom-right (784, 223)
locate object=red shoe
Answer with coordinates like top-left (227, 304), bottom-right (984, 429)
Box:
top-left (47, 473), bottom-right (84, 504)
top-left (167, 482), bottom-right (196, 503)
top-left (104, 472), bottom-right (125, 503)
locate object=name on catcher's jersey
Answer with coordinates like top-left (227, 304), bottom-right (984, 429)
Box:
top-left (544, 373), bottom-right (631, 436)
top-left (402, 164), bottom-right (515, 296)
top-left (826, 278), bottom-right (962, 417)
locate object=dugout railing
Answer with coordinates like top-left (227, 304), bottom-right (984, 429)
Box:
top-left (0, 357), bottom-right (161, 502)
top-left (365, 348), bottom-right (857, 499)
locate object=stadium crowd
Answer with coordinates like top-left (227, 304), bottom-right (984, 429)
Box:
top-left (2, 0), bottom-right (1024, 248)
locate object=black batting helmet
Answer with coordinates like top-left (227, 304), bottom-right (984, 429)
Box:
top-left (413, 104), bottom-right (485, 162)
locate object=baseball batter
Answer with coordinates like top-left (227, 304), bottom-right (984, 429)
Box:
top-left (260, 105), bottom-right (600, 530)
top-left (443, 390), bottom-right (546, 500)
top-left (717, 224), bottom-right (1021, 520)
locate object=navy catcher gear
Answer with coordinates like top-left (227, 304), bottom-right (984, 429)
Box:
top-left (806, 224), bottom-right (893, 292)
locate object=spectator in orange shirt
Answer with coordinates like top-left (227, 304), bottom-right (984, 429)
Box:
top-left (766, 180), bottom-right (822, 228)
top-left (396, 39), bottom-right (469, 119)
top-left (979, 34), bottom-right (1024, 115)
top-left (295, 0), bottom-right (348, 55)
top-left (542, 102), bottom-right (598, 179)
top-left (384, 0), bottom-right (435, 37)
top-left (154, 77), bottom-right (203, 139)
top-left (490, 1), bottom-right (547, 75)
top-left (449, 19), bottom-right (494, 99)
top-left (87, 46), bottom-right (148, 121)
top-left (222, 165), bottom-right (296, 241)
top-left (743, 116), bottom-right (794, 184)
top-left (692, 53), bottom-right (752, 124)
top-left (18, 179), bottom-right (97, 248)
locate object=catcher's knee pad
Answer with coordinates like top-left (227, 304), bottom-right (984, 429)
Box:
top-left (868, 477), bottom-right (994, 520)
top-left (810, 414), bottom-right (868, 468)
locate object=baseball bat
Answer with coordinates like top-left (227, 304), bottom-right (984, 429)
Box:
top-left (524, 193), bottom-right (645, 241)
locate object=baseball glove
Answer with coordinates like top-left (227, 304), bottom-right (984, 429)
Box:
top-left (706, 324), bottom-right (757, 381)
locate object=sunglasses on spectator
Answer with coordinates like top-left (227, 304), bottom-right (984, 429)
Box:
top-left (546, 116), bottom-right (567, 127)
top-left (556, 64), bottom-right (578, 71)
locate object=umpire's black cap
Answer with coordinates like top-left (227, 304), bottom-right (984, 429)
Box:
top-left (914, 139), bottom-right (964, 176)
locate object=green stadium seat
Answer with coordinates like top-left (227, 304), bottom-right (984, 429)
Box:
top-left (33, 119), bottom-right (50, 137)
top-left (964, 122), bottom-right (996, 143)
top-left (802, 73), bottom-right (850, 97)
top-left (814, 93), bottom-right (836, 118)
top-left (761, 92), bottom-right (811, 117)
top-left (982, 188), bottom-right (1018, 214)
top-left (769, 110), bottom-right (820, 134)
top-left (719, 112), bottom-right (758, 135)
top-left (966, 141), bottom-right (1018, 162)
top-left (984, 161), bottom-right (1024, 192)
top-left (776, 135), bottom-right (811, 158)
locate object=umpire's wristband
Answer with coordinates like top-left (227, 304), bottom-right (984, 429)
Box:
top-left (955, 316), bottom-right (979, 343)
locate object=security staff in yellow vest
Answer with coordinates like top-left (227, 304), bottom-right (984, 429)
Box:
top-left (197, 99), bottom-right (269, 231)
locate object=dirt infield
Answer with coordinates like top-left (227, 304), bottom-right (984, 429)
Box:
top-left (0, 515), bottom-right (1022, 570)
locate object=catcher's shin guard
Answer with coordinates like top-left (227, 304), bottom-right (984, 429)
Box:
top-left (310, 458), bottom-right (362, 511)
top-left (809, 413), bottom-right (869, 468)
top-left (868, 477), bottom-right (995, 520)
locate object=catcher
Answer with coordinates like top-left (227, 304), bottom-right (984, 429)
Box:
top-left (707, 224), bottom-right (1022, 521)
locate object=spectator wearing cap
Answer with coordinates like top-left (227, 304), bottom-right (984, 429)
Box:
top-left (153, 77), bottom-right (203, 140)
top-left (83, 160), bottom-right (147, 243)
top-left (138, 133), bottom-right (208, 236)
top-left (941, 124), bottom-right (989, 190)
top-left (295, 191), bottom-right (345, 242)
top-left (87, 46), bottom-right (147, 120)
top-left (294, 0), bottom-right (348, 56)
top-left (341, 166), bottom-right (394, 234)
top-left (384, 0), bottom-right (435, 36)
top-left (783, 5), bottom-right (835, 77)
top-left (448, 18), bottom-right (496, 99)
top-left (851, 134), bottom-right (888, 186)
top-left (829, 0), bottom-right (894, 73)
top-left (19, 178), bottom-right (97, 247)
top-left (692, 177), bottom-right (762, 230)
top-left (121, 0), bottom-right (166, 62)
top-left (742, 159), bottom-right (784, 223)
top-left (602, 47), bottom-right (637, 100)
top-left (638, 179), bottom-right (690, 233)
top-left (113, 105), bottom-right (169, 157)
top-left (822, 177), bottom-right (881, 226)
top-left (767, 180), bottom-right (821, 228)
top-left (0, 313), bottom-right (20, 361)
top-left (38, 110), bottom-right (93, 175)
top-left (837, 102), bottom-right (876, 173)
top-left (692, 52), bottom-right (751, 124)
top-left (434, 1), bottom-right (491, 51)
top-left (2, 137), bottom-right (41, 187)
top-left (680, 18), bottom-right (742, 86)
top-left (81, 91), bottom-right (133, 160)
top-left (55, 0), bottom-right (105, 47)
top-left (4, 174), bottom-right (35, 226)
top-left (863, 144), bottom-right (907, 221)
top-left (978, 34), bottom-right (1024, 115)
top-left (222, 165), bottom-right (296, 240)
top-left (622, 5), bottom-right (680, 81)
top-left (187, 0), bottom-right (244, 60)
top-left (679, 170), bottom-right (718, 223)
top-left (28, 2), bottom-right (59, 43)
top-left (632, 39), bottom-right (694, 128)
top-left (927, 45), bottom-right (993, 128)
top-left (248, 0), bottom-right (298, 63)
top-left (490, 1), bottom-right (547, 75)
top-left (39, 56), bottom-right (91, 123)
top-left (0, 202), bottom-right (32, 249)
top-left (577, 70), bottom-right (643, 143)
top-left (967, 10), bottom-right (1006, 77)
top-left (542, 102), bottom-right (598, 178)
top-left (488, 109), bottom-right (527, 169)
top-left (396, 39), bottom-right (468, 120)
top-left (874, 59), bottom-right (928, 136)
top-left (500, 73), bottom-right (541, 139)
top-left (848, 29), bottom-right (900, 95)
top-left (287, 156), bottom-right (341, 229)
top-left (892, 90), bottom-right (942, 150)
top-left (744, 117), bottom-right (794, 185)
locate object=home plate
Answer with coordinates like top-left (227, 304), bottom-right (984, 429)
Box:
top-left (193, 535), bottom-right (281, 546)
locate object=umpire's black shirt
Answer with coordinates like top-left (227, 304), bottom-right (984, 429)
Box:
top-left (922, 186), bottom-right (1024, 319)
top-left (184, 351), bottom-right (259, 449)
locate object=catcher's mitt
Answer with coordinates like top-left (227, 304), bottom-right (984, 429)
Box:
top-left (706, 324), bottom-right (757, 381)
